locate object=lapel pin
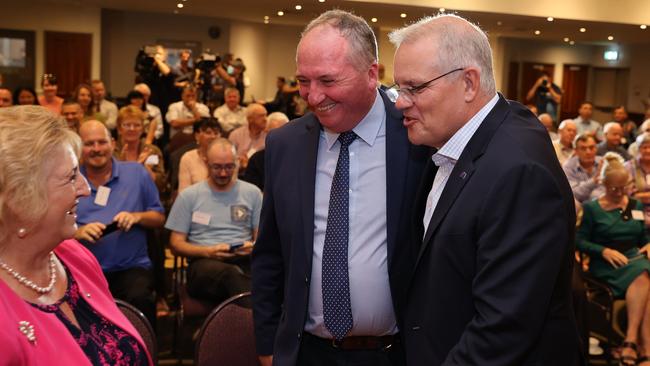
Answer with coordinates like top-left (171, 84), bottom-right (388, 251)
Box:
top-left (459, 171), bottom-right (468, 180)
top-left (19, 321), bottom-right (37, 345)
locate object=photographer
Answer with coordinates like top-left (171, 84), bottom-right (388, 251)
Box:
top-left (193, 51), bottom-right (220, 106)
top-left (526, 71), bottom-right (562, 122)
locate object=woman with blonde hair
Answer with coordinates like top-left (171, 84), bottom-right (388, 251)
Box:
top-left (577, 152), bottom-right (650, 365)
top-left (0, 106), bottom-right (152, 365)
top-left (114, 105), bottom-right (167, 194)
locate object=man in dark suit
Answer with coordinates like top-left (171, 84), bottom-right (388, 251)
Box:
top-left (389, 14), bottom-right (582, 365)
top-left (251, 10), bottom-right (428, 366)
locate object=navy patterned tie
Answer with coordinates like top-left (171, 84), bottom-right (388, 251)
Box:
top-left (322, 131), bottom-right (357, 340)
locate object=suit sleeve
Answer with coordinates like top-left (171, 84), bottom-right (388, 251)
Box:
top-left (251, 135), bottom-right (285, 355)
top-left (444, 163), bottom-right (575, 365)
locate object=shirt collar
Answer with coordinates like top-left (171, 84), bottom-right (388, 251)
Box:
top-left (434, 93), bottom-right (499, 163)
top-left (324, 90), bottom-right (385, 150)
top-left (80, 157), bottom-right (120, 190)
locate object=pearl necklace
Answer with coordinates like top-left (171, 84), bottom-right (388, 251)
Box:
top-left (0, 252), bottom-right (57, 294)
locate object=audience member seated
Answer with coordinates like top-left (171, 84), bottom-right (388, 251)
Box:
top-left (113, 106), bottom-right (167, 194)
top-left (553, 119), bottom-right (577, 166)
top-left (126, 90), bottom-right (158, 145)
top-left (213, 87), bottom-right (247, 135)
top-left (609, 106), bottom-right (636, 148)
top-left (165, 138), bottom-right (261, 304)
top-left (629, 120), bottom-right (650, 159)
top-left (577, 152), bottom-right (650, 366)
top-left (242, 112), bottom-right (289, 191)
top-left (61, 100), bottom-right (84, 134)
top-left (166, 86), bottom-right (210, 152)
top-left (229, 103), bottom-right (268, 171)
top-left (178, 118), bottom-right (221, 192)
top-left (261, 77), bottom-right (293, 116)
top-left (0, 88), bottom-right (13, 108)
top-left (92, 79), bottom-right (118, 130)
top-left (13, 87), bottom-right (39, 106)
top-left (73, 83), bottom-right (106, 124)
top-left (574, 101), bottom-right (603, 141)
top-left (38, 73), bottom-right (64, 114)
top-left (597, 122), bottom-right (632, 160)
top-left (626, 134), bottom-right (650, 226)
top-left (0, 106), bottom-right (153, 365)
top-left (134, 83), bottom-right (164, 143)
top-left (538, 113), bottom-right (558, 140)
top-left (564, 133), bottom-right (605, 202)
top-left (74, 121), bottom-right (165, 327)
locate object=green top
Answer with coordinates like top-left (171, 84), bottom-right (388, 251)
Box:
top-left (577, 199), bottom-right (648, 257)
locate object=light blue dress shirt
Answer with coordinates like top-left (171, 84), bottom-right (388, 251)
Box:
top-left (305, 91), bottom-right (397, 338)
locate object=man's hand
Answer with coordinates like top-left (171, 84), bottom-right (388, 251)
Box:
top-left (258, 355), bottom-right (273, 366)
top-left (233, 241), bottom-right (254, 256)
top-left (602, 248), bottom-right (629, 268)
top-left (113, 211), bottom-right (140, 231)
top-left (204, 243), bottom-right (236, 259)
top-left (75, 222), bottom-right (106, 243)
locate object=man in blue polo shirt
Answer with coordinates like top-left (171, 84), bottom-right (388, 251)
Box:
top-left (75, 120), bottom-right (165, 327)
top-left (166, 138), bottom-right (262, 304)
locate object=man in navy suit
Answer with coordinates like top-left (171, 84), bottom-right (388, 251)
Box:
top-left (251, 10), bottom-right (428, 366)
top-left (389, 14), bottom-right (582, 365)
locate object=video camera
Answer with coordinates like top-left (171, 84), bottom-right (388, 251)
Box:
top-left (195, 51), bottom-right (221, 74)
top-left (134, 45), bottom-right (160, 80)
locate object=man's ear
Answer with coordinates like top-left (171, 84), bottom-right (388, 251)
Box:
top-left (463, 67), bottom-right (481, 103)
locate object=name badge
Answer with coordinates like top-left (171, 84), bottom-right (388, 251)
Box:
top-left (94, 186), bottom-right (111, 207)
top-left (192, 211), bottom-right (211, 225)
top-left (145, 154), bottom-right (159, 166)
top-left (632, 210), bottom-right (645, 221)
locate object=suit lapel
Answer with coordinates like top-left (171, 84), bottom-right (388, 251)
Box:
top-left (298, 115), bottom-right (321, 266)
top-left (383, 90), bottom-right (408, 267)
top-left (413, 95), bottom-right (511, 270)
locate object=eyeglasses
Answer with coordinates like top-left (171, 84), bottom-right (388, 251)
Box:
top-left (387, 67), bottom-right (464, 103)
top-left (606, 183), bottom-right (632, 193)
top-left (209, 163), bottom-right (236, 172)
top-left (121, 123), bottom-right (142, 130)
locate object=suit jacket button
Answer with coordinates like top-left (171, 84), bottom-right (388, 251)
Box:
top-left (305, 276), bottom-right (309, 283)
top-left (297, 332), bottom-right (302, 339)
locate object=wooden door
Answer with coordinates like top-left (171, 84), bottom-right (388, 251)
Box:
top-left (520, 62), bottom-right (555, 104)
top-left (45, 31), bottom-right (91, 98)
top-left (560, 64), bottom-right (589, 121)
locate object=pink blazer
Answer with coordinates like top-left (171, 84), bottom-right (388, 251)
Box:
top-left (0, 240), bottom-right (153, 365)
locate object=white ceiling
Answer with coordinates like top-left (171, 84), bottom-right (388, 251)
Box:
top-left (52, 0), bottom-right (650, 44)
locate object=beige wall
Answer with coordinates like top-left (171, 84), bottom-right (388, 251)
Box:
top-left (0, 2), bottom-right (101, 92)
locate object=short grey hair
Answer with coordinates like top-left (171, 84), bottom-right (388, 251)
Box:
top-left (267, 112), bottom-right (289, 124)
top-left (389, 13), bottom-right (496, 94)
top-left (558, 119), bottom-right (576, 130)
top-left (301, 10), bottom-right (378, 70)
top-left (603, 122), bottom-right (621, 134)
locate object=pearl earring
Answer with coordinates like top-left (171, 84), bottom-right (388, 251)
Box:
top-left (17, 228), bottom-right (27, 238)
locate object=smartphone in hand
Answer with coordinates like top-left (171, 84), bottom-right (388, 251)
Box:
top-left (229, 242), bottom-right (245, 252)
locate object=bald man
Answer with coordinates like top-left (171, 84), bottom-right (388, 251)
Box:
top-left (75, 121), bottom-right (165, 327)
top-left (228, 103), bottom-right (268, 169)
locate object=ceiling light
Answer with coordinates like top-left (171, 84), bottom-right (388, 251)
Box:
top-left (547, 17), bottom-right (554, 22)
top-left (569, 40), bottom-right (575, 45)
top-left (264, 20), bottom-right (269, 24)
top-left (264, 15), bottom-right (269, 20)
top-left (534, 30), bottom-right (541, 35)
top-left (371, 17), bottom-right (378, 23)
top-left (177, 3), bottom-right (183, 8)
top-left (277, 10), bottom-right (284, 16)
top-left (439, 8), bottom-right (446, 13)
top-left (641, 25), bottom-right (647, 30)
top-left (579, 27), bottom-right (586, 32)
top-left (497, 21), bottom-right (502, 26)
top-left (400, 13), bottom-right (407, 18)
top-left (563, 37), bottom-right (569, 42)
top-left (607, 35), bottom-right (614, 41)
top-left (318, 0), bottom-right (325, 2)
top-left (295, 5), bottom-right (302, 10)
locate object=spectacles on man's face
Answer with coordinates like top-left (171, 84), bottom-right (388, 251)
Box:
top-left (209, 163), bottom-right (236, 172)
top-left (387, 67), bottom-right (464, 103)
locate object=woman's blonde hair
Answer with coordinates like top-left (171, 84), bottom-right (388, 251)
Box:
top-left (0, 106), bottom-right (81, 241)
top-left (117, 105), bottom-right (145, 128)
top-left (600, 152), bottom-right (628, 184)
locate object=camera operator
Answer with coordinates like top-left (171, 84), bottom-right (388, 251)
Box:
top-left (135, 45), bottom-right (178, 143)
top-left (193, 51), bottom-right (220, 106)
top-left (172, 49), bottom-right (196, 91)
top-left (213, 54), bottom-right (246, 105)
top-left (526, 71), bottom-right (562, 122)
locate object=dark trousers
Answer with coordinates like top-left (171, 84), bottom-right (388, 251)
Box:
top-left (297, 333), bottom-right (405, 366)
top-left (186, 258), bottom-right (251, 304)
top-left (105, 267), bottom-right (156, 330)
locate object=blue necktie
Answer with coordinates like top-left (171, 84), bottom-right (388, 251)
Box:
top-left (322, 131), bottom-right (357, 340)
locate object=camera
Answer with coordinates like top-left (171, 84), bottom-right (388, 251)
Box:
top-left (195, 51), bottom-right (221, 74)
top-left (134, 45), bottom-right (159, 80)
